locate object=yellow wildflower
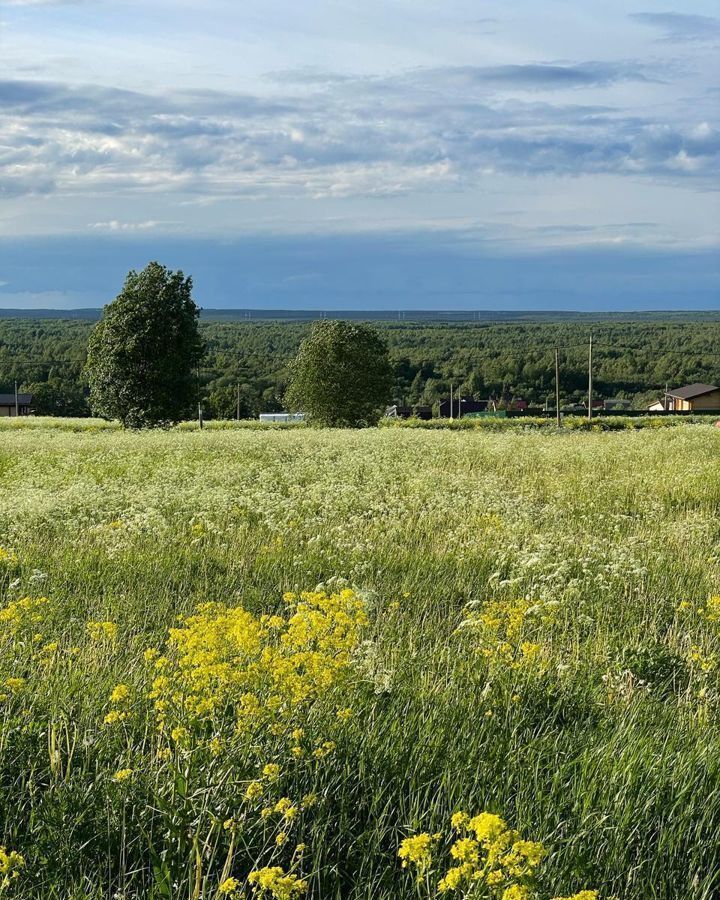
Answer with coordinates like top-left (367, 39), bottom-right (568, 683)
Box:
top-left (0, 547), bottom-right (18, 566)
top-left (245, 780), bottom-right (264, 802)
top-left (218, 876), bottom-right (240, 895)
top-left (248, 866), bottom-right (307, 899)
top-left (110, 684), bottom-right (130, 703)
top-left (451, 811), bottom-right (470, 830)
top-left (112, 768), bottom-right (133, 783)
top-left (274, 798), bottom-right (298, 820)
top-left (171, 726), bottom-right (189, 745)
top-left (449, 838), bottom-right (479, 865)
top-left (438, 865), bottom-right (470, 892)
top-left (398, 832), bottom-right (435, 877)
top-left (502, 887), bottom-right (532, 900)
top-left (86, 621), bottom-right (118, 642)
top-left (103, 710), bottom-right (128, 726)
top-left (312, 741), bottom-right (336, 760)
top-left (0, 846), bottom-right (24, 878)
top-left (468, 812), bottom-right (506, 844)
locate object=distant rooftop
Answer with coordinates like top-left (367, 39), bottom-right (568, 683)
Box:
top-left (666, 383), bottom-right (719, 400)
top-left (0, 393), bottom-right (32, 405)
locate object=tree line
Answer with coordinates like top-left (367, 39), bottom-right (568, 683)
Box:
top-left (2, 262), bottom-right (720, 422)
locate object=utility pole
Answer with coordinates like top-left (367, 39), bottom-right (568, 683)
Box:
top-left (555, 349), bottom-right (561, 427)
top-left (14, 380), bottom-right (18, 417)
top-left (587, 333), bottom-right (593, 422)
top-left (236, 383), bottom-right (241, 421)
top-left (197, 365), bottom-right (203, 429)
top-left (449, 382), bottom-right (454, 420)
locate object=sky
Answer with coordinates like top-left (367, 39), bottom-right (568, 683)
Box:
top-left (0, 0), bottom-right (718, 310)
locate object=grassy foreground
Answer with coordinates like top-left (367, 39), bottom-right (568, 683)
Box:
top-left (1, 424), bottom-right (720, 899)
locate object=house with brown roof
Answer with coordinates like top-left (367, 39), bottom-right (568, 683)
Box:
top-left (659, 384), bottom-right (720, 411)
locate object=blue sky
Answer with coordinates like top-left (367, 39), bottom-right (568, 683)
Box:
top-left (0, 1), bottom-right (718, 309)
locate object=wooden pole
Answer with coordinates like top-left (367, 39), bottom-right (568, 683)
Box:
top-left (14, 380), bottom-right (18, 417)
top-left (555, 349), bottom-right (561, 427)
top-left (236, 383), bottom-right (241, 421)
top-left (449, 382), bottom-right (453, 420)
top-left (587, 334), bottom-right (593, 421)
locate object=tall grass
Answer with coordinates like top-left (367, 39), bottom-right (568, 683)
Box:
top-left (1, 425), bottom-right (719, 898)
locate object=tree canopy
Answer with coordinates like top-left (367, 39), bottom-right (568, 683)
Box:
top-left (285, 320), bottom-right (393, 426)
top-left (4, 313), bottom-right (720, 418)
top-left (85, 262), bottom-right (204, 427)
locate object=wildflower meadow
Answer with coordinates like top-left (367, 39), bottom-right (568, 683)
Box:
top-left (1, 421), bottom-right (720, 898)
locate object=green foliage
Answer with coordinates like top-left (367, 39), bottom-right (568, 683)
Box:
top-left (24, 380), bottom-right (90, 417)
top-left (84, 263), bottom-right (204, 427)
top-left (3, 313), bottom-right (720, 419)
top-left (285, 320), bottom-right (393, 426)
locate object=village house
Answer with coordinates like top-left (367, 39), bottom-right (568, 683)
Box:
top-left (0, 393), bottom-right (33, 417)
top-left (651, 384), bottom-right (720, 412)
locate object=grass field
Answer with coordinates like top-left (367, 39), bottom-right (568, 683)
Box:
top-left (1, 423), bottom-right (720, 899)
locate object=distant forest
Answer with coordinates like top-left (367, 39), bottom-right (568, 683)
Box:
top-left (1, 314), bottom-right (720, 417)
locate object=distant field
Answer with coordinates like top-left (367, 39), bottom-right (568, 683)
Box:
top-left (1, 425), bottom-right (720, 898)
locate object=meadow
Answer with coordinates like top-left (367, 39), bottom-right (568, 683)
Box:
top-left (1, 422), bottom-right (720, 898)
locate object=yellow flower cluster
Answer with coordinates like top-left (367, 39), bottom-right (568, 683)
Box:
top-left (86, 620), bottom-right (118, 642)
top-left (462, 598), bottom-right (557, 671)
top-left (398, 832), bottom-right (440, 879)
top-left (437, 812), bottom-right (544, 895)
top-left (0, 846), bottom-right (25, 885)
top-left (248, 866), bottom-right (307, 899)
top-left (104, 683), bottom-right (132, 725)
top-left (677, 596), bottom-right (720, 624)
top-left (148, 588), bottom-right (367, 740)
top-left (110, 683), bottom-right (130, 703)
top-left (0, 547), bottom-right (17, 566)
top-left (112, 768), bottom-right (134, 783)
top-left (399, 810), bottom-right (598, 900)
top-left (0, 596), bottom-right (51, 640)
top-left (689, 646), bottom-right (717, 675)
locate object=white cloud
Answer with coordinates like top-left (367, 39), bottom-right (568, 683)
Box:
top-left (87, 220), bottom-right (167, 231)
top-left (1, 70), bottom-right (716, 211)
top-left (4, 0), bottom-right (83, 5)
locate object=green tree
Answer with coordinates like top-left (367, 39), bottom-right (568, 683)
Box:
top-left (285, 320), bottom-right (393, 426)
top-left (85, 263), bottom-right (204, 427)
top-left (25, 380), bottom-right (90, 417)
